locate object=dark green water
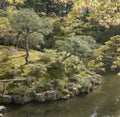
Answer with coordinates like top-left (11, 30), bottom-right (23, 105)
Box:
top-left (5, 75), bottom-right (120, 117)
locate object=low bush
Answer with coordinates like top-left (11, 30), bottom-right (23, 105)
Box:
top-left (30, 65), bottom-right (46, 76)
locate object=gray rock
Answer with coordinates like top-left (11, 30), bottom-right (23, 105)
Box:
top-left (72, 87), bottom-right (79, 94)
top-left (45, 91), bottom-right (57, 100)
top-left (0, 106), bottom-right (6, 113)
top-left (81, 85), bottom-right (93, 93)
top-left (66, 84), bottom-right (79, 95)
top-left (22, 97), bottom-right (34, 104)
top-left (35, 93), bottom-right (45, 102)
top-left (62, 94), bottom-right (70, 100)
top-left (0, 95), bottom-right (12, 104)
top-left (0, 113), bottom-right (3, 117)
top-left (117, 72), bottom-right (120, 77)
top-left (68, 85), bottom-right (78, 93)
top-left (13, 95), bottom-right (34, 104)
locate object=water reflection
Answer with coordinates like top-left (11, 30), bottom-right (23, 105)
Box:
top-left (5, 75), bottom-right (120, 117)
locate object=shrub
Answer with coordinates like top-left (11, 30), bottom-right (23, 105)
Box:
top-left (55, 35), bottom-right (96, 58)
top-left (40, 49), bottom-right (58, 63)
top-left (63, 56), bottom-right (86, 77)
top-left (33, 78), bottom-right (53, 92)
top-left (30, 65), bottom-right (46, 76)
top-left (47, 60), bottom-right (65, 79)
top-left (12, 85), bottom-right (29, 96)
top-left (7, 69), bottom-right (20, 78)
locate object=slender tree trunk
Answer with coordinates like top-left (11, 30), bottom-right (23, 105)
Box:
top-left (25, 33), bottom-right (29, 64)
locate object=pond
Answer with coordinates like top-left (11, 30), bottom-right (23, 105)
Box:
top-left (5, 74), bottom-right (120, 117)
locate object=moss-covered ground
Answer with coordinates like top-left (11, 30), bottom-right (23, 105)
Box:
top-left (0, 45), bottom-right (101, 98)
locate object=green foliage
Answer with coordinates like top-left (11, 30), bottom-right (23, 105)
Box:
top-left (8, 8), bottom-right (53, 64)
top-left (0, 0), bottom-right (106, 98)
top-left (63, 56), bottom-right (86, 77)
top-left (69, 0), bottom-right (120, 27)
top-left (0, 15), bottom-right (17, 46)
top-left (30, 65), bottom-right (46, 76)
top-left (46, 18), bottom-right (68, 48)
top-left (55, 35), bottom-right (96, 58)
top-left (12, 85), bottom-right (29, 96)
top-left (29, 32), bottom-right (44, 49)
top-left (64, 0), bottom-right (120, 43)
top-left (41, 49), bottom-right (91, 79)
top-left (9, 9), bottom-right (53, 40)
top-left (95, 35), bottom-right (120, 72)
top-left (24, 0), bottom-right (48, 13)
top-left (47, 60), bottom-right (65, 79)
top-left (34, 77), bottom-right (53, 92)
top-left (24, 0), bottom-right (72, 15)
top-left (7, 69), bottom-right (20, 78)
top-left (9, 9), bottom-right (46, 33)
top-left (0, 45), bottom-right (101, 97)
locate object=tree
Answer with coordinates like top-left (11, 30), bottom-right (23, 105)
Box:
top-left (64, 0), bottom-right (120, 43)
top-left (55, 35), bottom-right (96, 61)
top-left (68, 0), bottom-right (120, 26)
top-left (9, 9), bottom-right (53, 64)
top-left (24, 0), bottom-right (73, 16)
top-left (0, 11), bottom-right (18, 45)
top-left (95, 35), bottom-right (120, 72)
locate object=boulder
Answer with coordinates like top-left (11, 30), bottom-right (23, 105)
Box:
top-left (0, 95), bottom-right (12, 104)
top-left (45, 91), bottom-right (57, 100)
top-left (21, 97), bottom-right (34, 104)
top-left (0, 106), bottom-right (6, 113)
top-left (67, 84), bottom-right (79, 94)
top-left (61, 94), bottom-right (70, 100)
top-left (117, 72), bottom-right (120, 77)
top-left (0, 113), bottom-right (3, 117)
top-left (13, 95), bottom-right (34, 104)
top-left (35, 93), bottom-right (45, 102)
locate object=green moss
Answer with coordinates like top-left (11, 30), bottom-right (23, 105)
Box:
top-left (0, 45), bottom-right (101, 97)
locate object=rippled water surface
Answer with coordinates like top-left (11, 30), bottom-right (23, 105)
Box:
top-left (5, 75), bottom-right (120, 117)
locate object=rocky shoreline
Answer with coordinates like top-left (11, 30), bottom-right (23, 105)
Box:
top-left (0, 77), bottom-right (102, 105)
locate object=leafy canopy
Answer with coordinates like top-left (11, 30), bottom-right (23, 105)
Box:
top-left (68, 0), bottom-right (120, 27)
top-left (55, 35), bottom-right (96, 58)
top-left (96, 35), bottom-right (120, 72)
top-left (9, 9), bottom-right (53, 34)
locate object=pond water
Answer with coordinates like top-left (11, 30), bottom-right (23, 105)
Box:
top-left (5, 75), bottom-right (120, 117)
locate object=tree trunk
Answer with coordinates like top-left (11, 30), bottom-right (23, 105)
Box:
top-left (25, 33), bottom-right (29, 64)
